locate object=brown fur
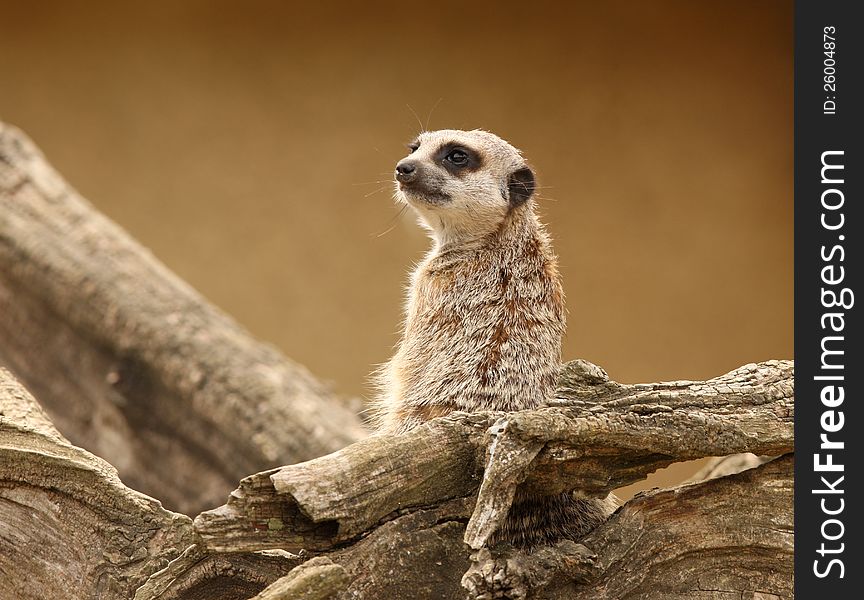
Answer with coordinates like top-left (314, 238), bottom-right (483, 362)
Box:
top-left (373, 129), bottom-right (616, 547)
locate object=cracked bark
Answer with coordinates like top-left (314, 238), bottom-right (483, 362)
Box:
top-left (0, 122), bottom-right (793, 599)
top-left (192, 359), bottom-right (792, 599)
top-left (0, 122), bottom-right (367, 515)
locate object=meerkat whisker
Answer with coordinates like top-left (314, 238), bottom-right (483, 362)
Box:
top-left (372, 203), bottom-right (409, 238)
top-left (363, 185), bottom-right (390, 198)
top-left (405, 103), bottom-right (426, 135)
top-left (352, 180), bottom-right (394, 186)
top-left (424, 97), bottom-right (444, 132)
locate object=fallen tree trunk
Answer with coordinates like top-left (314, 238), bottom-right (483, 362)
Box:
top-left (191, 359), bottom-right (792, 599)
top-left (1, 361), bottom-right (792, 599)
top-left (193, 358), bottom-right (792, 555)
top-left (0, 367), bottom-right (297, 600)
top-left (570, 454), bottom-right (792, 599)
top-left (0, 122), bottom-right (367, 514)
top-left (0, 122), bottom-right (793, 599)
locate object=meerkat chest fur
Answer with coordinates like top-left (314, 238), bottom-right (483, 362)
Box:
top-left (376, 129), bottom-right (565, 434)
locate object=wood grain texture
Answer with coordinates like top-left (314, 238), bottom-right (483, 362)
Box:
top-left (193, 359), bottom-right (792, 599)
top-left (195, 358), bottom-right (791, 557)
top-left (0, 368), bottom-right (195, 599)
top-left (0, 121), bottom-right (367, 514)
top-left (467, 358), bottom-right (793, 548)
top-left (1, 351), bottom-right (793, 598)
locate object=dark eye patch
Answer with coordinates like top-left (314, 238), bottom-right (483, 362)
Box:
top-left (406, 140), bottom-right (420, 153)
top-left (434, 143), bottom-right (482, 175)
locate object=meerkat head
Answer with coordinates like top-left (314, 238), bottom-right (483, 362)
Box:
top-left (394, 129), bottom-right (536, 244)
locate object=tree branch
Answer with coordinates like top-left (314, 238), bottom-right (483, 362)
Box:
top-left (466, 358), bottom-right (792, 548)
top-left (569, 454), bottom-right (792, 599)
top-left (0, 121), bottom-right (367, 514)
top-left (195, 359), bottom-right (792, 556)
top-left (0, 367), bottom-right (305, 600)
top-left (0, 368), bottom-right (193, 598)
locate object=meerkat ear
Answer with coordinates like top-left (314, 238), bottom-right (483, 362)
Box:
top-left (507, 167), bottom-right (535, 208)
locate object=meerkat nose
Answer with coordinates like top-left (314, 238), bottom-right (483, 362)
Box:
top-left (395, 160), bottom-right (418, 182)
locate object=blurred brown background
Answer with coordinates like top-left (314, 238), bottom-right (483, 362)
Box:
top-left (0, 0), bottom-right (792, 498)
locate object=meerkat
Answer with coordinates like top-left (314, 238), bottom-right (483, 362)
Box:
top-left (372, 129), bottom-right (616, 548)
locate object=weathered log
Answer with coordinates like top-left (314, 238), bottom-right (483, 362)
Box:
top-left (194, 359), bottom-right (792, 555)
top-left (461, 540), bottom-right (599, 598)
top-left (190, 452), bottom-right (793, 600)
top-left (1, 352), bottom-right (793, 599)
top-left (247, 557), bottom-right (350, 600)
top-left (466, 358), bottom-right (793, 549)
top-left (568, 454), bottom-right (793, 600)
top-left (463, 454), bottom-right (793, 600)
top-left (0, 367), bottom-right (192, 599)
top-left (193, 414), bottom-right (487, 553)
top-left (0, 121), bottom-right (367, 514)
top-left (0, 368), bottom-right (301, 600)
top-left (131, 545), bottom-right (300, 600)
top-left (186, 359), bottom-right (793, 599)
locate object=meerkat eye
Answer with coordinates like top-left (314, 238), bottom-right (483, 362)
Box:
top-left (407, 142), bottom-right (420, 153)
top-left (445, 149), bottom-right (469, 165)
